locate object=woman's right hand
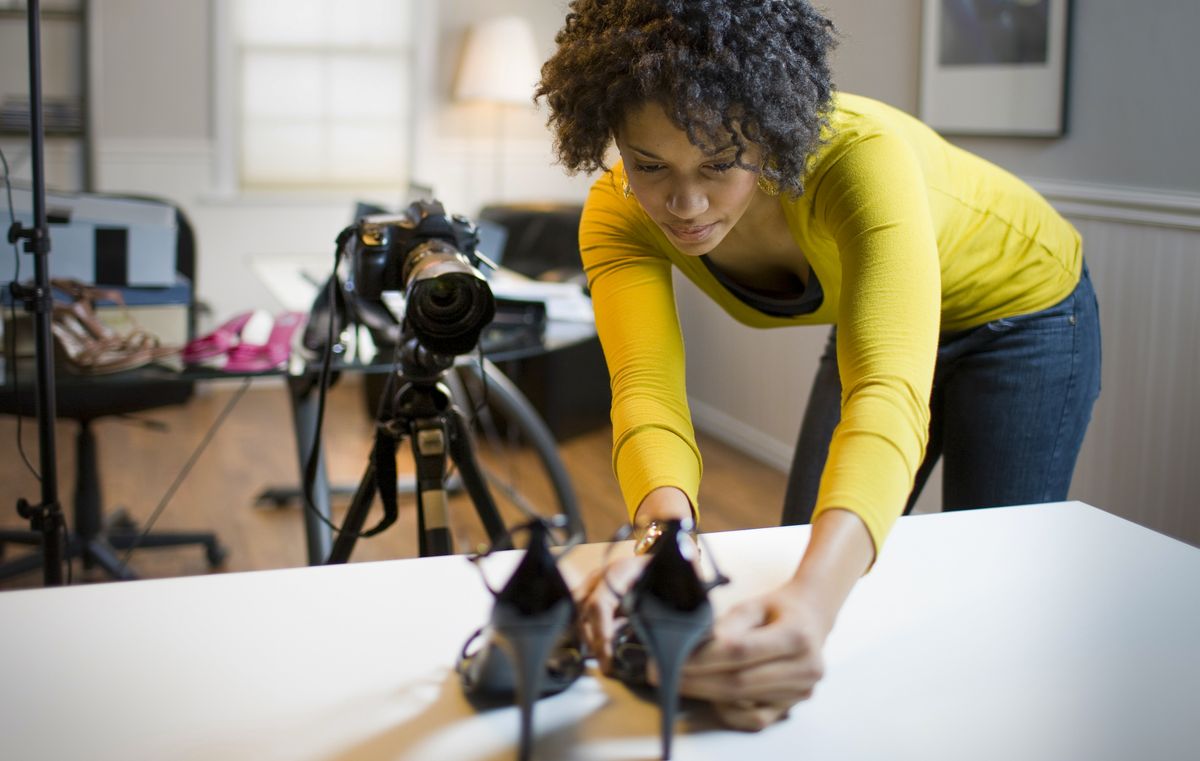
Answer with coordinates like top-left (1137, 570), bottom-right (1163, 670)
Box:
top-left (575, 551), bottom-right (648, 673)
top-left (578, 486), bottom-right (695, 670)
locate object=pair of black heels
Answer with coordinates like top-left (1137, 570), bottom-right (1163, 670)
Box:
top-left (457, 517), bottom-right (728, 760)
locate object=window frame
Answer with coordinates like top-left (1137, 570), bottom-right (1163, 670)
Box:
top-left (211, 0), bottom-right (434, 198)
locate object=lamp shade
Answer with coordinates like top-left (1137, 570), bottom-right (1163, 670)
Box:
top-left (453, 16), bottom-right (541, 105)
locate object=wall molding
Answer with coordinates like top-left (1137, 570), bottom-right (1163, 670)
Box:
top-left (1027, 177), bottom-right (1200, 231)
top-left (95, 138), bottom-right (214, 165)
top-left (688, 396), bottom-right (793, 473)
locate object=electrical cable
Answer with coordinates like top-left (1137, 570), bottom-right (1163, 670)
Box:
top-left (116, 377), bottom-right (252, 573)
top-left (2, 145), bottom-right (73, 582)
top-left (1, 145), bottom-right (42, 481)
top-left (298, 228), bottom-right (384, 538)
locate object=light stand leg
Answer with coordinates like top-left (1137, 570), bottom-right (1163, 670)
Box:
top-left (288, 373), bottom-right (334, 565)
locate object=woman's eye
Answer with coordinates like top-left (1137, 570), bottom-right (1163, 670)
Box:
top-left (633, 163), bottom-right (663, 173)
top-left (708, 161), bottom-right (736, 173)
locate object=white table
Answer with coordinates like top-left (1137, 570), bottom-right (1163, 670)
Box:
top-left (1, 502), bottom-right (1197, 760)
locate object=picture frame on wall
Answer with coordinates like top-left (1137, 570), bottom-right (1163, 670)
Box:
top-left (919, 0), bottom-right (1071, 136)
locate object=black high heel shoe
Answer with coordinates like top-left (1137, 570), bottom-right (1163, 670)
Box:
top-left (611, 519), bottom-right (729, 760)
top-left (457, 518), bottom-right (585, 761)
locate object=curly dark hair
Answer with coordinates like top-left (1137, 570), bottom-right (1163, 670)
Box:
top-left (535, 0), bottom-right (838, 197)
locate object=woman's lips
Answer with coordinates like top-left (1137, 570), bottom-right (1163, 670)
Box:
top-left (666, 223), bottom-right (715, 242)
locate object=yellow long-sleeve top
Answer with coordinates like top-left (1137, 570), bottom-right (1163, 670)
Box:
top-left (579, 93), bottom-right (1083, 556)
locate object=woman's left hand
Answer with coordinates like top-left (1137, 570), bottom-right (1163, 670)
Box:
top-left (675, 579), bottom-right (832, 731)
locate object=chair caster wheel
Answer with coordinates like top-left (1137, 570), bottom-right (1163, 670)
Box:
top-left (107, 508), bottom-right (139, 533)
top-left (206, 543), bottom-right (228, 568)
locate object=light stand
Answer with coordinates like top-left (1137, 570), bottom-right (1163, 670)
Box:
top-left (7, 0), bottom-right (66, 586)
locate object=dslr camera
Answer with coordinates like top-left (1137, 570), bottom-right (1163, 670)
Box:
top-left (345, 199), bottom-right (496, 358)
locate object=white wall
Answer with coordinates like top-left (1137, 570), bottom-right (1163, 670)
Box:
top-left (681, 0), bottom-right (1200, 545)
top-left (85, 0), bottom-right (590, 324)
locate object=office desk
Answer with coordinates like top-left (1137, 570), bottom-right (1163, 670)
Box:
top-left (1, 502), bottom-right (1196, 760)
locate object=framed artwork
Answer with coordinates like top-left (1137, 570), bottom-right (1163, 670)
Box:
top-left (919, 0), bottom-right (1071, 136)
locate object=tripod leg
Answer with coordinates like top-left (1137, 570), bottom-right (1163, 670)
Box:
top-left (325, 462), bottom-right (378, 564)
top-left (444, 407), bottom-right (506, 545)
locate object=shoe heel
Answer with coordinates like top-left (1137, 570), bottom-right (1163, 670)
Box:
top-left (493, 601), bottom-right (573, 761)
top-left (634, 599), bottom-right (714, 760)
top-left (459, 518), bottom-right (582, 761)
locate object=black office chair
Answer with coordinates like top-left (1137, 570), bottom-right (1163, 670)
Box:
top-left (476, 202), bottom-right (611, 440)
top-left (0, 201), bottom-right (225, 581)
top-left (478, 202), bottom-right (590, 285)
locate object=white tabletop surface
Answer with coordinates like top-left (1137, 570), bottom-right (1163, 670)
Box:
top-left (1, 501), bottom-right (1197, 761)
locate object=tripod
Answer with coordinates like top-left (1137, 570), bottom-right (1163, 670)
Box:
top-left (327, 336), bottom-right (508, 561)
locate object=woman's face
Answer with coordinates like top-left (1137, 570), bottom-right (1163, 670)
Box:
top-left (616, 101), bottom-right (763, 256)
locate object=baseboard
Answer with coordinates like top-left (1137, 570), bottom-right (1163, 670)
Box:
top-left (687, 395), bottom-right (792, 473)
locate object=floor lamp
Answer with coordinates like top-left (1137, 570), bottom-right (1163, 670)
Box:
top-left (452, 16), bottom-right (541, 203)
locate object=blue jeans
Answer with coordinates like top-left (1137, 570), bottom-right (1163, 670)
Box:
top-left (781, 265), bottom-right (1102, 523)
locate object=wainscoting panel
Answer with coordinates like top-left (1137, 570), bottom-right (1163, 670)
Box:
top-left (1066, 216), bottom-right (1199, 545)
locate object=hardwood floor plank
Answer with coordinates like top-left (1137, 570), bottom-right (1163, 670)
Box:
top-left (1, 377), bottom-right (787, 590)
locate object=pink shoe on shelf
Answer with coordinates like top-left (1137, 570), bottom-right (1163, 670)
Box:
top-left (223, 311), bottom-right (306, 373)
top-left (181, 310), bottom-right (256, 365)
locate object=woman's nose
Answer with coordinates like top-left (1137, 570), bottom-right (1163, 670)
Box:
top-left (665, 181), bottom-right (708, 220)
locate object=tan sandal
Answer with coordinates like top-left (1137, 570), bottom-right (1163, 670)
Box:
top-left (49, 279), bottom-right (178, 375)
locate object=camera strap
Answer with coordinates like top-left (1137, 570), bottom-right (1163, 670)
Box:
top-left (363, 425), bottom-right (400, 537)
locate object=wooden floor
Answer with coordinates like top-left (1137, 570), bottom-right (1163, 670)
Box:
top-left (0, 376), bottom-right (787, 591)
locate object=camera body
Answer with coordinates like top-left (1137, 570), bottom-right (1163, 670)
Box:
top-left (347, 200), bottom-right (496, 357)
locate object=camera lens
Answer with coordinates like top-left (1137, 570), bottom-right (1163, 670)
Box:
top-left (404, 241), bottom-right (495, 355)
top-left (351, 201), bottom-right (496, 358)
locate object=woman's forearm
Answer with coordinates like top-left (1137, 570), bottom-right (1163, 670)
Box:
top-left (632, 485), bottom-right (695, 525)
top-left (786, 508), bottom-right (875, 634)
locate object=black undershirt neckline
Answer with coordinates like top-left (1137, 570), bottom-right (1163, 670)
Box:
top-left (699, 255), bottom-right (824, 317)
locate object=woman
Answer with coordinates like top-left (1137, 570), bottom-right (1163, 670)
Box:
top-left (536, 0), bottom-right (1100, 730)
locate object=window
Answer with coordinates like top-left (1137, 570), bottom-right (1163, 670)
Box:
top-left (218, 0), bottom-right (422, 192)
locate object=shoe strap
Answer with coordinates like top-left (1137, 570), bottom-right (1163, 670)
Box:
top-left (468, 515), bottom-right (577, 598)
top-left (601, 520), bottom-right (731, 605)
top-left (456, 626), bottom-right (486, 680)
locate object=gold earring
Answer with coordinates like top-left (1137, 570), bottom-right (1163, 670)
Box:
top-left (622, 179), bottom-right (634, 199)
top-left (757, 175), bottom-right (779, 197)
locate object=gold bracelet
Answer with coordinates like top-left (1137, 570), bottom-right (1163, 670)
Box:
top-left (632, 519), bottom-right (698, 556)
